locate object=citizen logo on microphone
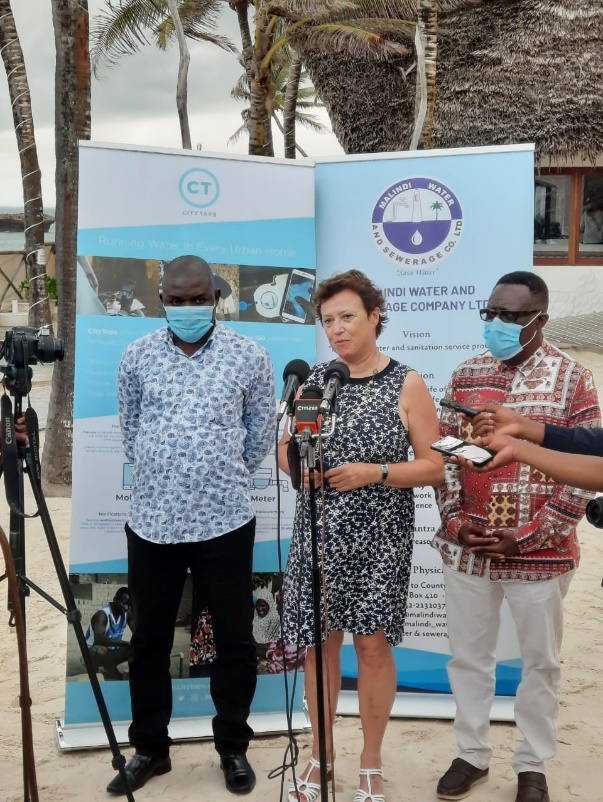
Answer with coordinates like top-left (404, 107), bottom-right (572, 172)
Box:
top-left (294, 385), bottom-right (323, 435)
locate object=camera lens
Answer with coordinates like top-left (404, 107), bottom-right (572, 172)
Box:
top-left (36, 337), bottom-right (64, 363)
top-left (585, 498), bottom-right (603, 529)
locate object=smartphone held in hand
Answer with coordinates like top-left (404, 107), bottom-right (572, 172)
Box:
top-left (430, 435), bottom-right (493, 466)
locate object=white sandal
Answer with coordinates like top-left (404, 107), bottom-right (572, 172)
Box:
top-left (354, 768), bottom-right (385, 802)
top-left (288, 756), bottom-right (332, 802)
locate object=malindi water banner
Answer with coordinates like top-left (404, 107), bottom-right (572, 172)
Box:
top-left (61, 144), bottom-right (315, 748)
top-left (314, 145), bottom-right (535, 719)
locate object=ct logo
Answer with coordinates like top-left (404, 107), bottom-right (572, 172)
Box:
top-left (179, 168), bottom-right (220, 208)
top-left (371, 177), bottom-right (463, 267)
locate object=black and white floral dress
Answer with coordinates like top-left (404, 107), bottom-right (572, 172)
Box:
top-left (283, 359), bottom-right (416, 647)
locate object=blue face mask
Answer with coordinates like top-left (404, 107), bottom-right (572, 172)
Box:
top-left (164, 304), bottom-right (215, 343)
top-left (483, 312), bottom-right (540, 361)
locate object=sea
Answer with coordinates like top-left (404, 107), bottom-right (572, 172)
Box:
top-left (0, 205), bottom-right (56, 252)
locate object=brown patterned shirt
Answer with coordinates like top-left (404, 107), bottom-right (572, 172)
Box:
top-left (433, 341), bottom-right (601, 580)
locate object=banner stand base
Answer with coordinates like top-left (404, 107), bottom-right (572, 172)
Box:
top-left (55, 711), bottom-right (310, 751)
top-left (337, 691), bottom-right (516, 722)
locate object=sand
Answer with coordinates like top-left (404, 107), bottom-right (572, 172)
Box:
top-left (1, 350), bottom-right (602, 802)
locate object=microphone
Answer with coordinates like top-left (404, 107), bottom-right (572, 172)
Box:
top-left (277, 359), bottom-right (311, 421)
top-left (294, 385), bottom-right (323, 435)
top-left (319, 362), bottom-right (350, 415)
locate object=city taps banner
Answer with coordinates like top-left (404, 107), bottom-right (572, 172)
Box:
top-left (314, 144), bottom-right (535, 719)
top-left (63, 143), bottom-right (315, 748)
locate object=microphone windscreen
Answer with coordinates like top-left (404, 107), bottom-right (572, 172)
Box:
top-left (300, 384), bottom-right (322, 399)
top-left (282, 359), bottom-right (311, 384)
top-left (323, 361), bottom-right (350, 386)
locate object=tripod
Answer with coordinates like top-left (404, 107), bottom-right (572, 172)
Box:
top-left (0, 364), bottom-right (135, 802)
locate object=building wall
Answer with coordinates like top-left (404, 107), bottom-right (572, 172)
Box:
top-left (535, 265), bottom-right (603, 319)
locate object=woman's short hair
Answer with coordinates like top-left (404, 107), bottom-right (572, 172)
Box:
top-left (314, 270), bottom-right (388, 337)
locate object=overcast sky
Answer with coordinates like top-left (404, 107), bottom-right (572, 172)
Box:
top-left (0, 0), bottom-right (343, 207)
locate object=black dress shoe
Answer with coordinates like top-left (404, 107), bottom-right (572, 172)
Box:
top-left (106, 752), bottom-right (172, 795)
top-left (436, 758), bottom-right (489, 799)
top-left (516, 772), bottom-right (550, 802)
top-left (220, 753), bottom-right (257, 795)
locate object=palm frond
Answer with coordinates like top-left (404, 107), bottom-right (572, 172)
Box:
top-left (91, 0), bottom-right (234, 73)
top-left (291, 110), bottom-right (328, 132)
top-left (228, 121), bottom-right (250, 145)
top-left (288, 22), bottom-right (411, 61)
top-left (91, 0), bottom-right (167, 72)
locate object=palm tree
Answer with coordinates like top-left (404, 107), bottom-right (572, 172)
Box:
top-left (0, 0), bottom-right (53, 330)
top-left (232, 0), bottom-right (413, 156)
top-left (44, 0), bottom-right (92, 493)
top-left (229, 49), bottom-right (327, 158)
top-left (430, 200), bottom-right (443, 220)
top-left (91, 0), bottom-right (236, 148)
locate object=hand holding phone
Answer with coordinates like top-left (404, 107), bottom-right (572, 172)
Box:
top-left (440, 398), bottom-right (480, 419)
top-left (431, 435), bottom-right (493, 466)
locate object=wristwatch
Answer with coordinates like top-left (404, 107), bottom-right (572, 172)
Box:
top-left (379, 463), bottom-right (389, 484)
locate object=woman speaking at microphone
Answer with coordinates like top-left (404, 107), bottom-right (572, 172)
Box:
top-left (277, 270), bottom-right (443, 802)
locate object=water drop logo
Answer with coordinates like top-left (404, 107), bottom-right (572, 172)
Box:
top-left (179, 168), bottom-right (220, 208)
top-left (371, 177), bottom-right (463, 267)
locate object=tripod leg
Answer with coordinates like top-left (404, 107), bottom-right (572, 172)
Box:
top-left (22, 453), bottom-right (136, 802)
top-left (2, 454), bottom-right (32, 802)
top-left (0, 525), bottom-right (39, 802)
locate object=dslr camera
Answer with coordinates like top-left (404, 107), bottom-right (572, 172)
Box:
top-left (1, 326), bottom-right (64, 395)
top-left (2, 326), bottom-right (64, 368)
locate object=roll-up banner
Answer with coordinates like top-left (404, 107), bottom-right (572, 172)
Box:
top-left (60, 144), bottom-right (315, 749)
top-left (314, 144), bottom-right (535, 720)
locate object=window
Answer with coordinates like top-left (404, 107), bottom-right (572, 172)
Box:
top-left (534, 168), bottom-right (603, 266)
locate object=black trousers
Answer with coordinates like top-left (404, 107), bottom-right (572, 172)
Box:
top-left (126, 519), bottom-right (257, 758)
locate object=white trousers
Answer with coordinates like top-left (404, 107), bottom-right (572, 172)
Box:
top-left (443, 565), bottom-right (574, 775)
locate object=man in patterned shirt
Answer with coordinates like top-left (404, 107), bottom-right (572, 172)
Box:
top-left (433, 272), bottom-right (600, 802)
top-left (107, 255), bottom-right (276, 796)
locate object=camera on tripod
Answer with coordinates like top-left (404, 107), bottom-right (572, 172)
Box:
top-left (0, 326), bottom-right (64, 396)
top-left (2, 326), bottom-right (64, 367)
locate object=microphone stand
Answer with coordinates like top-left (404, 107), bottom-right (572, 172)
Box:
top-left (289, 411), bottom-right (336, 802)
top-left (305, 435), bottom-right (329, 802)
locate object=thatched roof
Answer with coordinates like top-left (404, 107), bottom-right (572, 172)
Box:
top-left (296, 0), bottom-right (603, 160)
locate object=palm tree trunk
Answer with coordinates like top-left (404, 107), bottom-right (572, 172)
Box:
top-left (272, 111), bottom-right (308, 158)
top-left (232, 0), bottom-right (253, 77)
top-left (0, 0), bottom-right (52, 330)
top-left (165, 0), bottom-right (192, 149)
top-left (420, 4), bottom-right (437, 149)
top-left (411, 2), bottom-right (437, 150)
top-left (45, 0), bottom-right (91, 494)
top-left (249, 40), bottom-right (274, 158)
top-left (283, 54), bottom-right (302, 159)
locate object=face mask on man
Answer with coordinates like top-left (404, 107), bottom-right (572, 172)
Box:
top-left (483, 312), bottom-right (540, 361)
top-left (164, 304), bottom-right (215, 343)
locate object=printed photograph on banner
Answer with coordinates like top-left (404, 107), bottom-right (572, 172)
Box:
top-left (76, 255), bottom-right (239, 321)
top-left (192, 573), bottom-right (304, 677)
top-left (238, 266), bottom-right (316, 325)
top-left (66, 572), bottom-right (303, 684)
top-left (76, 256), bottom-right (163, 318)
